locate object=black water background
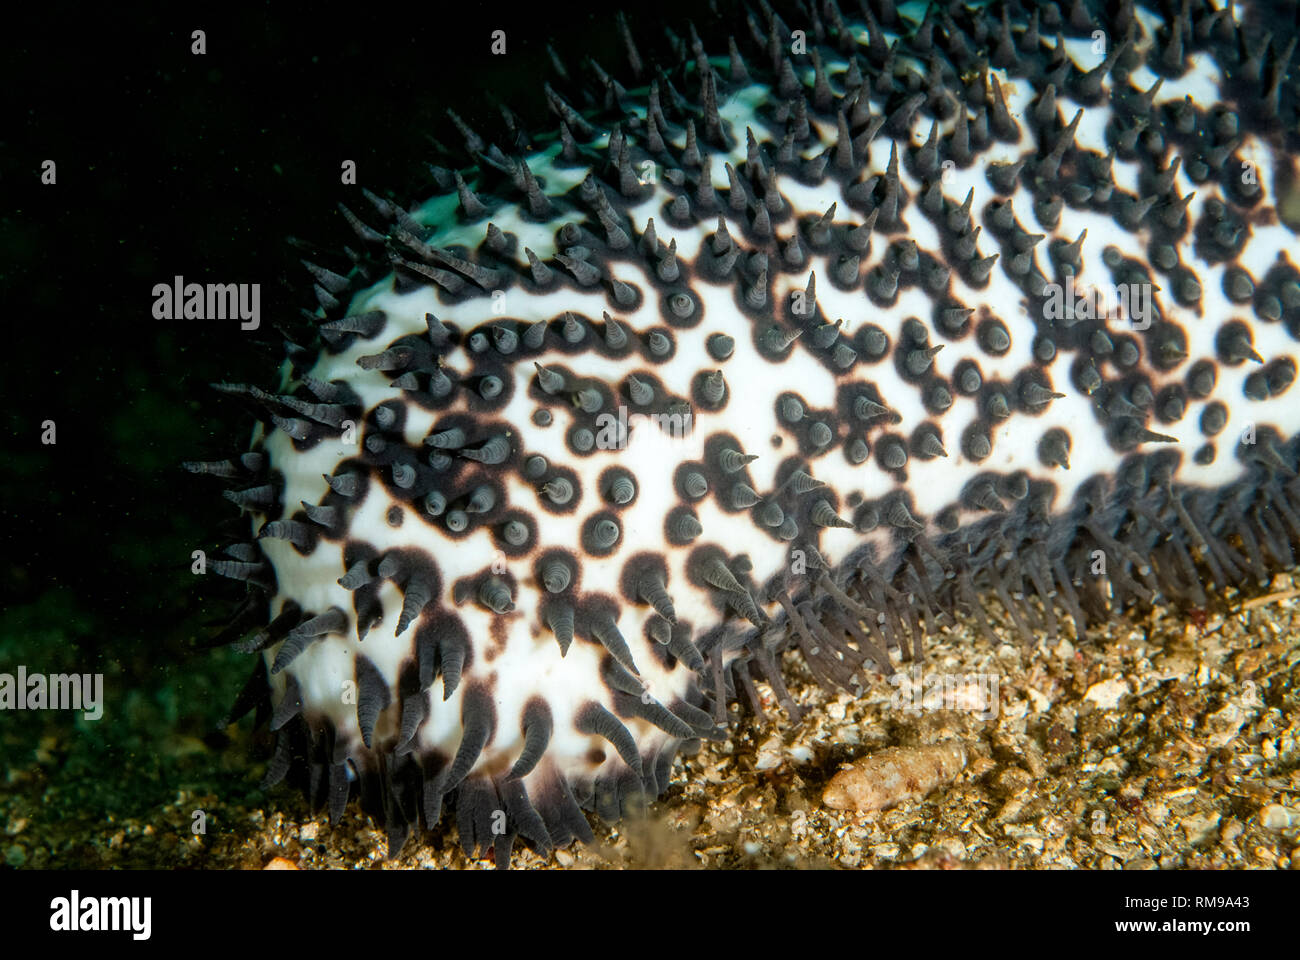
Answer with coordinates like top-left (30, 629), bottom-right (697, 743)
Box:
top-left (0, 0), bottom-right (715, 852)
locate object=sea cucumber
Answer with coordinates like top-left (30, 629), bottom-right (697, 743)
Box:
top-left (822, 740), bottom-right (969, 812)
top-left (189, 0), bottom-right (1300, 865)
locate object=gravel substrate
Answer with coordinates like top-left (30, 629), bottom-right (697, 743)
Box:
top-left (3, 577), bottom-right (1298, 870)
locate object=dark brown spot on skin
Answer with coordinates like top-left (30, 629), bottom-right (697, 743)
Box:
top-left (1243, 203), bottom-right (1278, 228)
top-left (485, 612), bottom-right (518, 663)
top-left (451, 568), bottom-right (518, 611)
top-left (492, 508), bottom-right (538, 557)
top-left (581, 511), bottom-right (624, 556)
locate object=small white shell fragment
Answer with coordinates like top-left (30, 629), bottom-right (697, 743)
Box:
top-left (1083, 676), bottom-right (1132, 710)
top-left (822, 741), bottom-right (968, 813)
top-left (1260, 805), bottom-right (1293, 830)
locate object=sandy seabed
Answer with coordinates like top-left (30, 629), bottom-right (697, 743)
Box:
top-left (3, 576), bottom-right (1298, 871)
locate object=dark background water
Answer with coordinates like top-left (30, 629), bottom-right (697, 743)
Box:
top-left (0, 0), bottom-right (723, 862)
